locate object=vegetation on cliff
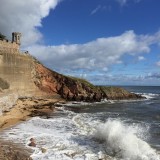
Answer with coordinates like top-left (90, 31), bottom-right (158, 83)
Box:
top-left (99, 86), bottom-right (142, 100)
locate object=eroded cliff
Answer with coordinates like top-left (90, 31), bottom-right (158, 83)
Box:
top-left (33, 63), bottom-right (104, 101)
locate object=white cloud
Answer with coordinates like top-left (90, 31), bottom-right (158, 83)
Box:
top-left (116, 0), bottom-right (127, 6)
top-left (90, 5), bottom-right (109, 15)
top-left (91, 5), bottom-right (101, 15)
top-left (27, 30), bottom-right (160, 72)
top-left (156, 61), bottom-right (160, 67)
top-left (0, 0), bottom-right (60, 47)
top-left (116, 0), bottom-right (142, 6)
top-left (145, 72), bottom-right (160, 79)
top-left (138, 56), bottom-right (145, 61)
top-left (85, 72), bottom-right (160, 85)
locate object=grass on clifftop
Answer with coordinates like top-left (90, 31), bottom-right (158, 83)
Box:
top-left (66, 76), bottom-right (99, 91)
top-left (99, 86), bottom-right (130, 94)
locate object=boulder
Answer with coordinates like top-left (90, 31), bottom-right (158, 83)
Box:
top-left (28, 138), bottom-right (36, 147)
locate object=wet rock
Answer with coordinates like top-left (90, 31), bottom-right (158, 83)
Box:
top-left (0, 140), bottom-right (32, 160)
top-left (41, 148), bottom-right (47, 153)
top-left (28, 138), bottom-right (36, 147)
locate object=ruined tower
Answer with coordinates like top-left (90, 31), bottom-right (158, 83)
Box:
top-left (12, 32), bottom-right (21, 45)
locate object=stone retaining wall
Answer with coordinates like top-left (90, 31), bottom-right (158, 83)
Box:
top-left (0, 51), bottom-right (39, 96)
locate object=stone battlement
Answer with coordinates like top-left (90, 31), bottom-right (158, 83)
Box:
top-left (0, 39), bottom-right (19, 54)
top-left (0, 32), bottom-right (21, 54)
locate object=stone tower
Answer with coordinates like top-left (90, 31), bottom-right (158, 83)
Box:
top-left (12, 32), bottom-right (21, 45)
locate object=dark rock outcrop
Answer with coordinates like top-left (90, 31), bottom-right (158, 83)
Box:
top-left (99, 86), bottom-right (142, 100)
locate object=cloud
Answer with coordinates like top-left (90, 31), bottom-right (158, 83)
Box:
top-left (27, 30), bottom-right (160, 73)
top-left (156, 61), bottom-right (160, 67)
top-left (84, 72), bottom-right (160, 85)
top-left (91, 5), bottom-right (101, 15)
top-left (116, 0), bottom-right (142, 6)
top-left (116, 0), bottom-right (127, 6)
top-left (138, 56), bottom-right (145, 61)
top-left (0, 0), bottom-right (60, 47)
top-left (90, 5), bottom-right (109, 15)
top-left (145, 73), bottom-right (160, 79)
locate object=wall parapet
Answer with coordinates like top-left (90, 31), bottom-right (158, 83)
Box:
top-left (0, 39), bottom-right (19, 54)
top-left (0, 32), bottom-right (21, 54)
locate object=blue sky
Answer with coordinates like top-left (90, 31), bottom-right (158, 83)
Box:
top-left (40, 0), bottom-right (160, 45)
top-left (0, 0), bottom-right (160, 85)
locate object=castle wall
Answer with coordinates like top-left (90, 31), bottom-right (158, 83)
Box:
top-left (0, 52), bottom-right (40, 96)
top-left (0, 40), bottom-right (19, 54)
top-left (0, 36), bottom-right (46, 97)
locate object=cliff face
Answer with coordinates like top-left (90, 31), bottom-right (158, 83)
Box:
top-left (33, 63), bottom-right (104, 101)
top-left (0, 49), bottom-right (142, 101)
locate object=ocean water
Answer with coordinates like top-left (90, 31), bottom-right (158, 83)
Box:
top-left (1, 86), bottom-right (160, 160)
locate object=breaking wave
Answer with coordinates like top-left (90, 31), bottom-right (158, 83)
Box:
top-left (142, 93), bottom-right (160, 99)
top-left (94, 119), bottom-right (160, 160)
top-left (1, 107), bottom-right (160, 160)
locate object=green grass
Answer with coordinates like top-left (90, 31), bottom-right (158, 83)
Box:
top-left (66, 76), bottom-right (98, 91)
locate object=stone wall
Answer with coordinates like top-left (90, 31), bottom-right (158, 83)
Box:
top-left (0, 51), bottom-right (40, 96)
top-left (0, 40), bottom-right (19, 54)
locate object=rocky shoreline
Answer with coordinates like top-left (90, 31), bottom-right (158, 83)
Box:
top-left (0, 96), bottom-right (66, 160)
top-left (0, 96), bottom-right (65, 131)
top-left (0, 50), bottom-right (144, 159)
top-left (0, 139), bottom-right (32, 160)
top-left (0, 92), bottom-right (144, 159)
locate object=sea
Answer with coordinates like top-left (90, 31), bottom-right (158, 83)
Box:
top-left (1, 86), bottom-right (160, 160)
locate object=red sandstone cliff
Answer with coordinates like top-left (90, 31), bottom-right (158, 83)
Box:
top-left (33, 63), bottom-right (104, 101)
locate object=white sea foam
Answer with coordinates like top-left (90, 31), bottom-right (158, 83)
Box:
top-left (94, 119), bottom-right (160, 160)
top-left (62, 99), bottom-right (115, 107)
top-left (135, 92), bottom-right (159, 99)
top-left (1, 109), bottom-right (160, 160)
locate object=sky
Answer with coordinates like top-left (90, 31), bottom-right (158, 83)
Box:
top-left (0, 0), bottom-right (160, 86)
